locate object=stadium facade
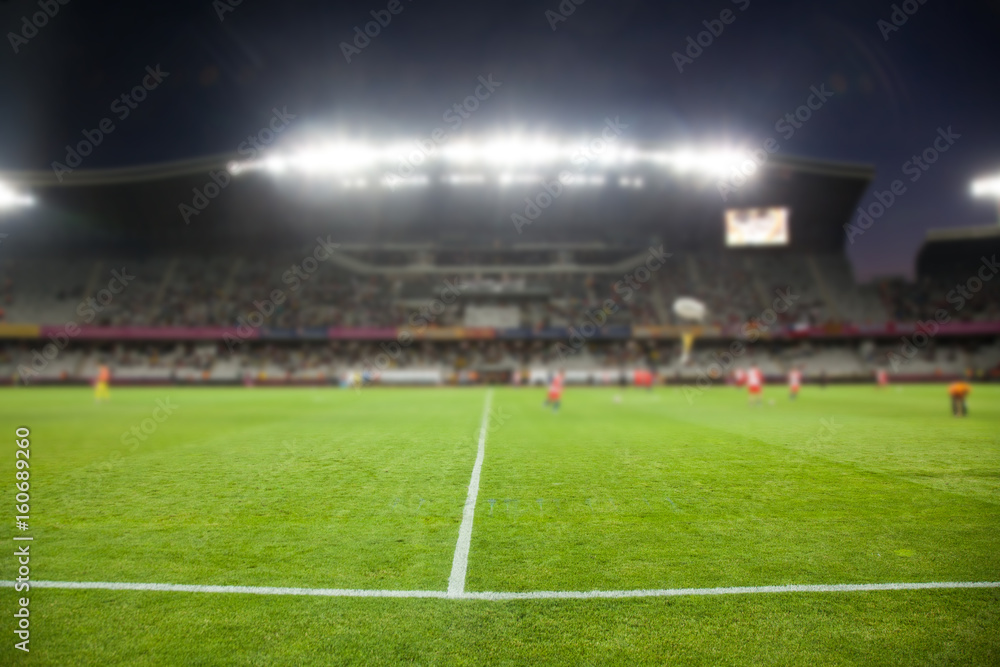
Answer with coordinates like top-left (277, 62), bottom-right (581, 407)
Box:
top-left (1, 145), bottom-right (998, 386)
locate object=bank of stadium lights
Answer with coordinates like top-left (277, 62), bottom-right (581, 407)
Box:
top-left (971, 172), bottom-right (1000, 224)
top-left (499, 172), bottom-right (543, 186)
top-left (0, 181), bottom-right (34, 211)
top-left (563, 174), bottom-right (606, 187)
top-left (227, 140), bottom-right (749, 181)
top-left (380, 174), bottom-right (429, 188)
top-left (444, 173), bottom-right (486, 186)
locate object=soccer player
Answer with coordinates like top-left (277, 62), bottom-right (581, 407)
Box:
top-left (876, 368), bottom-right (889, 389)
top-left (634, 368), bottom-right (654, 391)
top-left (747, 365), bottom-right (763, 406)
top-left (788, 367), bottom-right (802, 400)
top-left (543, 369), bottom-right (565, 412)
top-left (948, 381), bottom-right (971, 417)
top-left (94, 363), bottom-right (111, 402)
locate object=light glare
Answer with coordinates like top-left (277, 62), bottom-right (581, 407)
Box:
top-left (971, 174), bottom-right (1000, 198)
top-left (226, 137), bottom-right (762, 185)
top-left (0, 181), bottom-right (35, 210)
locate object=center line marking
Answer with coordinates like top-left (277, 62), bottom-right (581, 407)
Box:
top-left (448, 389), bottom-right (494, 597)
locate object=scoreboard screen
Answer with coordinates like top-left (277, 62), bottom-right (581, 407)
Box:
top-left (725, 207), bottom-right (790, 246)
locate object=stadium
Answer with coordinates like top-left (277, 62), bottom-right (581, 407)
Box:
top-left (1, 1), bottom-right (999, 664)
top-left (2, 147), bottom-right (998, 386)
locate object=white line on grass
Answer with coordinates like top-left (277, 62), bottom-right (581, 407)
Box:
top-left (3, 580), bottom-right (998, 599)
top-left (447, 389), bottom-right (494, 597)
top-left (459, 581), bottom-right (1000, 600)
top-left (4, 581), bottom-right (449, 598)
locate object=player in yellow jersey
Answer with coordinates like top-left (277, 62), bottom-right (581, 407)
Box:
top-left (94, 364), bottom-right (111, 402)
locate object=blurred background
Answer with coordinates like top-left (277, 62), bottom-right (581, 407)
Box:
top-left (0, 0), bottom-right (998, 386)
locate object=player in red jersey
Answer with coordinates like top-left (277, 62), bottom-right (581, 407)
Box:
top-left (633, 368), bottom-right (654, 391)
top-left (747, 365), bottom-right (763, 405)
top-left (543, 370), bottom-right (565, 412)
top-left (876, 368), bottom-right (889, 389)
top-left (788, 367), bottom-right (802, 400)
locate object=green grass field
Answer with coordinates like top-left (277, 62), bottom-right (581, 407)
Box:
top-left (2, 384), bottom-right (999, 665)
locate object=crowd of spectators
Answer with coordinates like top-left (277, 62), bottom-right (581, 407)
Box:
top-left (2, 247), bottom-right (999, 330)
top-left (878, 269), bottom-right (1000, 323)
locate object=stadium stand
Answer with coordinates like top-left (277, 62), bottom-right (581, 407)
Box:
top-left (1, 152), bottom-right (997, 386)
top-left (0, 247), bottom-right (898, 329)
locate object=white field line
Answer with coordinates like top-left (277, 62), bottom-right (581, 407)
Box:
top-left (2, 580), bottom-right (998, 600)
top-left (3, 581), bottom-right (448, 598)
top-left (447, 389), bottom-right (494, 597)
top-left (460, 581), bottom-right (1000, 600)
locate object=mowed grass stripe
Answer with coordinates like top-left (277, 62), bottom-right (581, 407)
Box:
top-left (1, 388), bottom-right (488, 590)
top-left (626, 384), bottom-right (1000, 503)
top-left (470, 386), bottom-right (1000, 592)
top-left (3, 586), bottom-right (997, 665)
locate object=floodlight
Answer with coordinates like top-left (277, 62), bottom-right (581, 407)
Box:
top-left (444, 173), bottom-right (486, 185)
top-left (971, 173), bottom-right (1000, 199)
top-left (381, 174), bottom-right (429, 188)
top-left (226, 136), bottom-right (768, 186)
top-left (499, 173), bottom-right (543, 186)
top-left (0, 181), bottom-right (34, 210)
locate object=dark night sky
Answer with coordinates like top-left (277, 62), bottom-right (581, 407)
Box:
top-left (1, 0), bottom-right (998, 280)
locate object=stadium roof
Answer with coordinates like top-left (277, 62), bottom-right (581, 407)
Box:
top-left (924, 225), bottom-right (1000, 243)
top-left (0, 146), bottom-right (874, 189)
top-left (0, 148), bottom-right (874, 256)
top-left (917, 225), bottom-right (1000, 277)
